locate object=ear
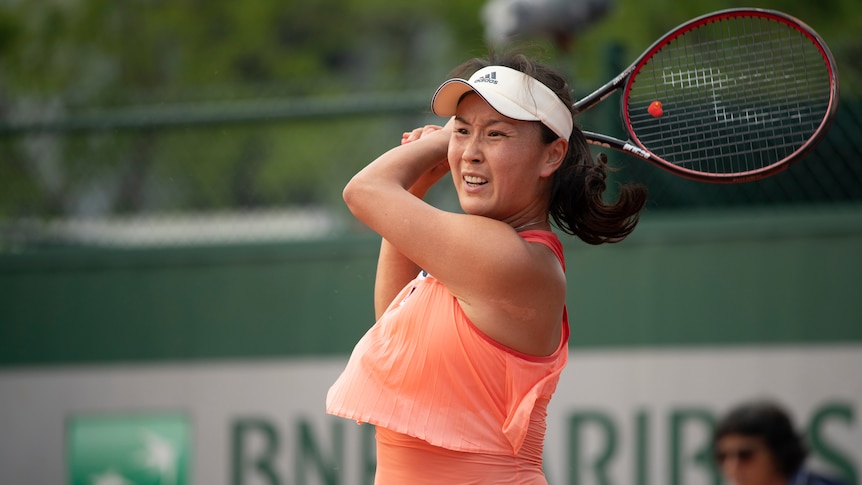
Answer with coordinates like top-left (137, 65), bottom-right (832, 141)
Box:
top-left (540, 138), bottom-right (568, 178)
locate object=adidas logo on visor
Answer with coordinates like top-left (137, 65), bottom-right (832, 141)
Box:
top-left (474, 72), bottom-right (498, 84)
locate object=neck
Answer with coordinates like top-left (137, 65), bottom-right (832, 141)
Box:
top-left (513, 219), bottom-right (547, 232)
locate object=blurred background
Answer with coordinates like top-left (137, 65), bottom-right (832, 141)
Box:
top-left (0, 1), bottom-right (860, 484)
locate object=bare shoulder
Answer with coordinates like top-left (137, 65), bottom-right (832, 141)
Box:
top-left (455, 233), bottom-right (567, 357)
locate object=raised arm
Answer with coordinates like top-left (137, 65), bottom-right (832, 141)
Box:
top-left (343, 115), bottom-right (566, 356)
top-left (372, 126), bottom-right (451, 317)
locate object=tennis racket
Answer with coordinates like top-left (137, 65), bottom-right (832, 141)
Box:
top-left (575, 8), bottom-right (839, 183)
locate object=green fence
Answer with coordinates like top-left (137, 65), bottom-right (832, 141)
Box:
top-left (3, 205), bottom-right (860, 367)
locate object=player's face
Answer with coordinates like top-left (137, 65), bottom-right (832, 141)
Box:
top-left (448, 93), bottom-right (557, 222)
top-left (714, 434), bottom-right (783, 485)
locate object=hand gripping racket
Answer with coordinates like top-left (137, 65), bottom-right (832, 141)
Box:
top-left (575, 8), bottom-right (839, 183)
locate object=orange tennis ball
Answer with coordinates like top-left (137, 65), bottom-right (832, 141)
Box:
top-left (648, 101), bottom-right (663, 117)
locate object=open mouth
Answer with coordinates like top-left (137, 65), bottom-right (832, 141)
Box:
top-left (464, 175), bottom-right (488, 186)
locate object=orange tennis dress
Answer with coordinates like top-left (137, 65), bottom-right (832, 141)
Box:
top-left (326, 230), bottom-right (569, 484)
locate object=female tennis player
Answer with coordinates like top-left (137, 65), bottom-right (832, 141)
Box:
top-left (326, 52), bottom-right (647, 484)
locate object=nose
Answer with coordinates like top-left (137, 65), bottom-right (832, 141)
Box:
top-left (461, 134), bottom-right (483, 164)
top-left (721, 458), bottom-right (743, 484)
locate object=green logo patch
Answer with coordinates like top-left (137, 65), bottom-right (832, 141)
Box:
top-left (67, 413), bottom-right (190, 485)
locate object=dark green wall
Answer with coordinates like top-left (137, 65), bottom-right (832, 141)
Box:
top-left (0, 240), bottom-right (378, 365)
top-left (2, 205), bottom-right (861, 367)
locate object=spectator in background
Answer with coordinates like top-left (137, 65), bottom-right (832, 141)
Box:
top-left (713, 400), bottom-right (852, 485)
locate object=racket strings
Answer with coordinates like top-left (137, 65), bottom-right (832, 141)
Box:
top-left (626, 14), bottom-right (833, 175)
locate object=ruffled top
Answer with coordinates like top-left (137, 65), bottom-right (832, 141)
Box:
top-left (326, 230), bottom-right (569, 455)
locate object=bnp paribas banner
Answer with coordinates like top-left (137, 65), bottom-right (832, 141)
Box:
top-left (1, 346), bottom-right (860, 485)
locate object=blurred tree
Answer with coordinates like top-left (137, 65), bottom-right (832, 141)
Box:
top-left (0, 0), bottom-right (858, 221)
top-left (0, 0), bottom-right (486, 218)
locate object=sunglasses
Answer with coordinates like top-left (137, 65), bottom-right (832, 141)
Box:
top-left (714, 447), bottom-right (761, 464)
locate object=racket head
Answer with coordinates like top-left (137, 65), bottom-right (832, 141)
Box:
top-left (622, 8), bottom-right (839, 183)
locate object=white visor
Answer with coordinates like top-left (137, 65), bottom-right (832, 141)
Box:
top-left (431, 65), bottom-right (573, 141)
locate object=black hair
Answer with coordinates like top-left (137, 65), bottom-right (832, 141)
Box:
top-left (713, 400), bottom-right (809, 478)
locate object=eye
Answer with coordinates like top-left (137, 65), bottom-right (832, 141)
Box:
top-left (488, 130), bottom-right (506, 137)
